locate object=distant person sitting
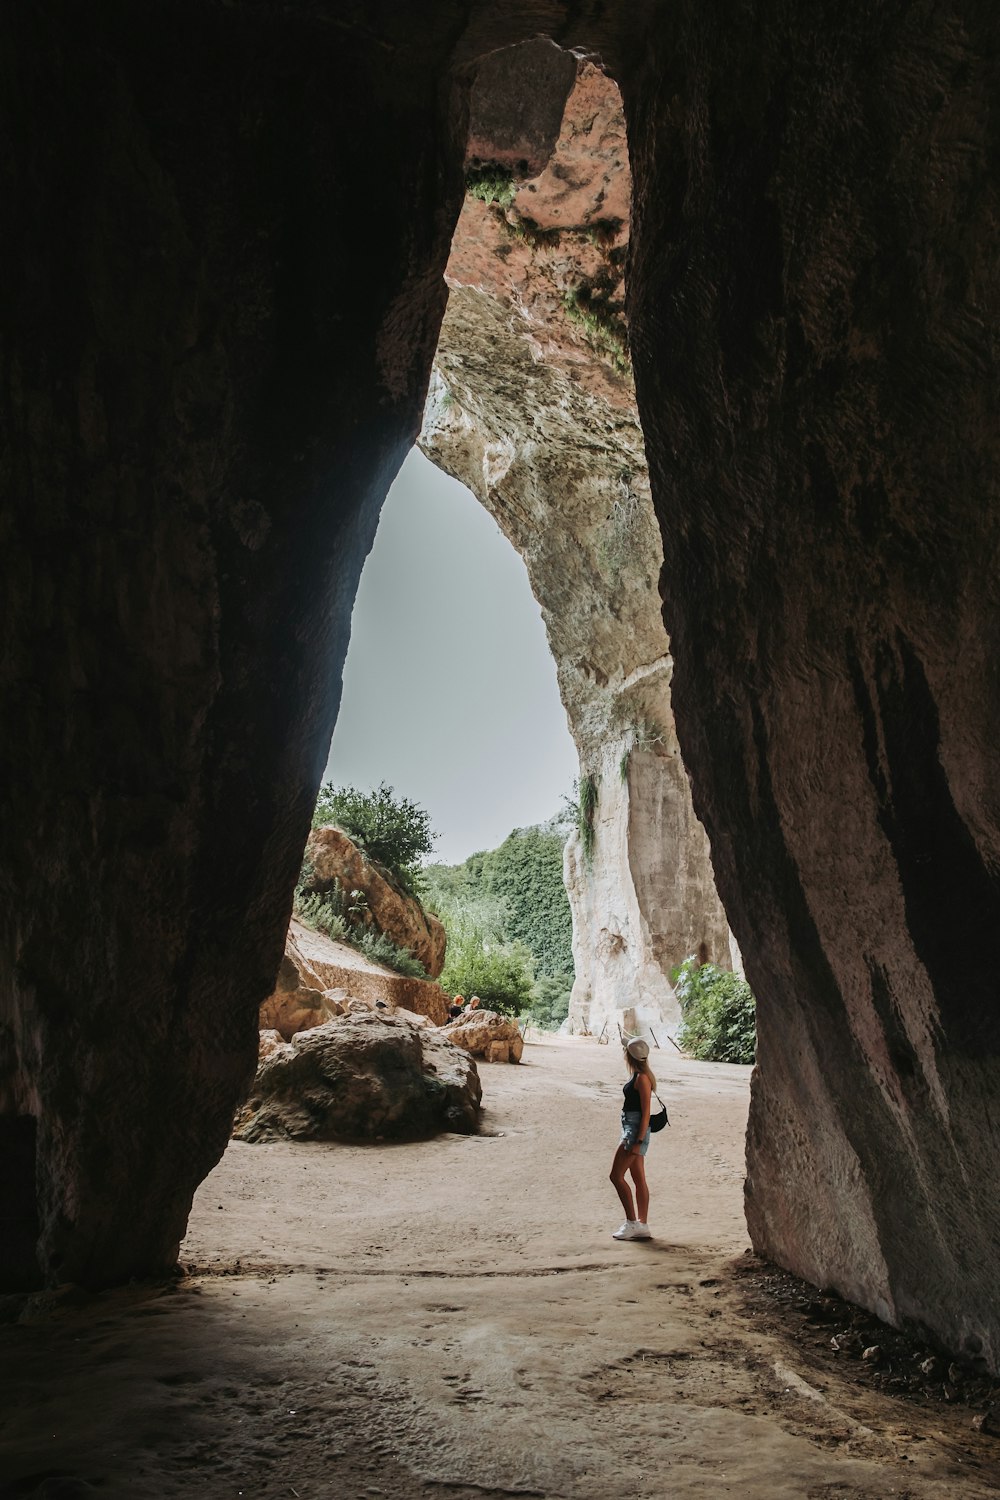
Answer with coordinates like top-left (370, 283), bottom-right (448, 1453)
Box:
top-left (447, 995), bottom-right (465, 1020)
top-left (465, 995), bottom-right (482, 1013)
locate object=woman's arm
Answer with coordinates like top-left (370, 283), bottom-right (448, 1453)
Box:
top-left (635, 1072), bottom-right (652, 1140)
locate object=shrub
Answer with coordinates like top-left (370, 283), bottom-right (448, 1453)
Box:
top-left (438, 903), bottom-right (535, 1018)
top-left (294, 885), bottom-right (348, 943)
top-left (561, 286), bottom-right (630, 373)
top-left (465, 164), bottom-right (517, 209)
top-left (527, 973), bottom-right (573, 1031)
top-left (311, 781), bottom-right (436, 896)
top-left (353, 928), bottom-right (427, 980)
top-left (293, 874), bottom-right (427, 979)
top-left (672, 957), bottom-right (757, 1064)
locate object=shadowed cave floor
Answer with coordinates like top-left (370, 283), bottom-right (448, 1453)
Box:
top-left (2, 1039), bottom-right (999, 1498)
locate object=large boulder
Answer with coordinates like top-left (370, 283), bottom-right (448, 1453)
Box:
top-left (258, 931), bottom-right (345, 1041)
top-left (440, 1010), bottom-right (524, 1064)
top-left (305, 826), bottom-right (447, 978)
top-left (234, 1008), bottom-right (481, 1143)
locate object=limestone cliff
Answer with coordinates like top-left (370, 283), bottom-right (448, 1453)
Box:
top-left (420, 49), bottom-right (731, 1040)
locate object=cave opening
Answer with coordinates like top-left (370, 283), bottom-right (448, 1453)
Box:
top-left (4, 4), bottom-right (999, 1438)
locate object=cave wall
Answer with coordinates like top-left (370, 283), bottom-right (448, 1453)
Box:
top-left (625, 2), bottom-right (1000, 1363)
top-left (3, 0), bottom-right (1000, 1374)
top-left (0, 0), bottom-right (467, 1286)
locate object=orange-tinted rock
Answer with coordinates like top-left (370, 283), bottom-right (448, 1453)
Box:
top-left (305, 826), bottom-right (446, 978)
top-left (257, 932), bottom-right (345, 1041)
top-left (441, 1011), bottom-right (524, 1063)
top-left (291, 921), bottom-right (449, 1027)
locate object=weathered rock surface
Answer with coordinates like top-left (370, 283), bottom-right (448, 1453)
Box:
top-left (258, 931), bottom-right (346, 1041)
top-left (234, 1010), bottom-right (481, 1143)
top-left (257, 1029), bottom-right (286, 1064)
top-left (421, 52), bottom-right (731, 1042)
top-left (440, 1011), bottom-right (524, 1064)
top-left (290, 920), bottom-right (450, 1027)
top-left (3, 0), bottom-right (999, 1380)
top-left (625, 3), bottom-right (1000, 1370)
top-left (305, 826), bottom-right (447, 979)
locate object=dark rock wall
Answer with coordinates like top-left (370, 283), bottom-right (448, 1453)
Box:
top-left (626, 3), bottom-right (1000, 1362)
top-left (4, 0), bottom-right (1000, 1371)
top-left (0, 1), bottom-right (464, 1286)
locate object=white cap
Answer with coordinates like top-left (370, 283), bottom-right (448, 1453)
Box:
top-left (626, 1037), bottom-right (649, 1061)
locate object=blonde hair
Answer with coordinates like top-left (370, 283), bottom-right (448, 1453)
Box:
top-left (624, 1047), bottom-right (657, 1093)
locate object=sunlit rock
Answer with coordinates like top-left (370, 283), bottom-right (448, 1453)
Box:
top-left (258, 931), bottom-right (345, 1041)
top-left (290, 920), bottom-right (450, 1028)
top-left (420, 53), bottom-right (731, 1041)
top-left (440, 1010), bottom-right (524, 1063)
top-left (305, 826), bottom-right (447, 979)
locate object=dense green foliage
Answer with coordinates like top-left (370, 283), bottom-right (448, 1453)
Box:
top-left (481, 827), bottom-right (573, 979)
top-left (527, 974), bottom-right (572, 1031)
top-left (673, 958), bottom-right (757, 1064)
top-left (312, 781), bottom-right (435, 896)
top-left (426, 819), bottom-right (575, 1028)
top-left (437, 903), bottom-right (535, 1018)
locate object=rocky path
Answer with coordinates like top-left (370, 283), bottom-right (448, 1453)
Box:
top-left (2, 1038), bottom-right (998, 1498)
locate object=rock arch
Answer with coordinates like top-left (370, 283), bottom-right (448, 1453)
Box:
top-left (2, 2), bottom-right (998, 1372)
top-left (419, 44), bottom-right (732, 1044)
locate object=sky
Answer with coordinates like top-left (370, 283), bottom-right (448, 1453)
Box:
top-left (325, 448), bottom-right (578, 865)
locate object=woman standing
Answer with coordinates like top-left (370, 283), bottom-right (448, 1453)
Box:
top-left (610, 1037), bottom-right (655, 1240)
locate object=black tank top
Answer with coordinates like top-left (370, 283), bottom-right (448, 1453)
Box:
top-left (623, 1073), bottom-right (641, 1111)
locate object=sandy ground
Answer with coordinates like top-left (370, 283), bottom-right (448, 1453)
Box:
top-left (3, 1036), bottom-right (999, 1499)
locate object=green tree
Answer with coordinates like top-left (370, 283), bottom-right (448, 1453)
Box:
top-left (672, 958), bottom-right (757, 1064)
top-left (527, 973), bottom-right (573, 1031)
top-left (312, 781), bottom-right (436, 896)
top-left (438, 902), bottom-right (535, 1018)
top-left (481, 825), bottom-right (574, 979)
top-left (421, 856), bottom-right (487, 913)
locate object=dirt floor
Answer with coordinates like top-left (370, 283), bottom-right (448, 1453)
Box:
top-left (3, 1035), bottom-right (1000, 1499)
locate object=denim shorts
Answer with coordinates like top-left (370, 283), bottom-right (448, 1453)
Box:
top-left (621, 1111), bottom-right (650, 1156)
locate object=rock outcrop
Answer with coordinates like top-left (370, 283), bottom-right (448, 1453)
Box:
top-left (234, 1009), bottom-right (481, 1143)
top-left (305, 826), bottom-right (447, 979)
top-left (420, 50), bottom-right (731, 1042)
top-left (258, 930), bottom-right (346, 1041)
top-left (290, 920), bottom-right (450, 1027)
top-left (439, 1011), bottom-right (524, 1064)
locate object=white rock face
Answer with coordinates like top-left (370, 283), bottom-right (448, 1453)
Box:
top-left (419, 59), bottom-right (732, 1042)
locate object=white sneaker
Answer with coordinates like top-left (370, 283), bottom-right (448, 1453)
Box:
top-left (614, 1218), bottom-right (653, 1242)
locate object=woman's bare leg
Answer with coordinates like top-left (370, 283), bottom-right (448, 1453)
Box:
top-left (628, 1155), bottom-right (649, 1223)
top-left (609, 1144), bottom-right (636, 1220)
